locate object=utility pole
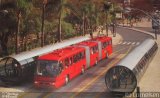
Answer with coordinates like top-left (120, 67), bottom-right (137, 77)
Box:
top-left (122, 0), bottom-right (125, 26)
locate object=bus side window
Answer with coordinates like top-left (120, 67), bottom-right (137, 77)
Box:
top-left (77, 53), bottom-right (80, 61)
top-left (69, 57), bottom-right (72, 65)
top-left (93, 45), bottom-right (98, 53)
top-left (73, 55), bottom-right (78, 63)
top-left (105, 42), bottom-right (107, 47)
top-left (102, 42), bottom-right (107, 49)
top-left (110, 40), bottom-right (112, 45)
top-left (79, 52), bottom-right (82, 59)
top-left (96, 45), bottom-right (98, 52)
top-left (102, 42), bottom-right (105, 49)
top-left (64, 58), bottom-right (70, 67)
top-left (91, 48), bottom-right (93, 54)
top-left (59, 61), bottom-right (64, 72)
top-left (81, 51), bottom-right (85, 59)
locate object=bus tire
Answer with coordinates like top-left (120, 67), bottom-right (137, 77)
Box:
top-left (65, 75), bottom-right (69, 85)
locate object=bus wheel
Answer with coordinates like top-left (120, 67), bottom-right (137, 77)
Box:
top-left (81, 66), bottom-right (85, 74)
top-left (65, 75), bottom-right (69, 85)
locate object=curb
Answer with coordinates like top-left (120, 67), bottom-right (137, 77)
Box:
top-left (119, 26), bottom-right (155, 39)
top-left (119, 25), bottom-right (160, 46)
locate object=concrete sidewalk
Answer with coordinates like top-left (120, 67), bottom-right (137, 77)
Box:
top-left (119, 24), bottom-right (160, 92)
top-left (93, 29), bottom-right (123, 46)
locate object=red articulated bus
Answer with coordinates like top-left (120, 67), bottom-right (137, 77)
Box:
top-left (34, 36), bottom-right (112, 88)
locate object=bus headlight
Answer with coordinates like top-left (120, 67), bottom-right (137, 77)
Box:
top-left (50, 82), bottom-right (55, 85)
top-left (34, 81), bottom-right (39, 84)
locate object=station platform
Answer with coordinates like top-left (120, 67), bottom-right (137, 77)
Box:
top-left (122, 20), bottom-right (160, 92)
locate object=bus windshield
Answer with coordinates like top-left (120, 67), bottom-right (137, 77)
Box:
top-left (36, 60), bottom-right (60, 77)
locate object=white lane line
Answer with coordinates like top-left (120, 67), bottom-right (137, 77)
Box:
top-left (127, 42), bottom-right (131, 45)
top-left (132, 42), bottom-right (136, 45)
top-left (118, 41), bottom-right (122, 44)
top-left (122, 42), bottom-right (127, 45)
top-left (136, 42), bottom-right (140, 45)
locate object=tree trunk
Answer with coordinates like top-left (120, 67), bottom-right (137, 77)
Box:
top-left (82, 12), bottom-right (85, 36)
top-left (41, 4), bottom-right (45, 47)
top-left (84, 16), bottom-right (88, 36)
top-left (0, 32), bottom-right (9, 56)
top-left (89, 19), bottom-right (93, 39)
top-left (15, 11), bottom-right (21, 54)
top-left (58, 10), bottom-right (62, 42)
top-left (1, 42), bottom-right (8, 56)
top-left (105, 12), bottom-right (108, 36)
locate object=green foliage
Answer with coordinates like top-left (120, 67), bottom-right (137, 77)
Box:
top-left (0, 11), bottom-right (16, 31)
top-left (44, 20), bottom-right (57, 32)
top-left (16, 0), bottom-right (29, 9)
top-left (0, 0), bottom-right (122, 56)
top-left (62, 22), bottom-right (76, 39)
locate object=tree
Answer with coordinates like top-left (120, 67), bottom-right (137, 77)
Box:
top-left (131, 0), bottom-right (154, 13)
top-left (103, 1), bottom-right (112, 36)
top-left (0, 11), bottom-right (17, 56)
top-left (15, 0), bottom-right (32, 53)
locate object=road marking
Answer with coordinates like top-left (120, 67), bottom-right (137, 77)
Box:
top-left (69, 46), bottom-right (132, 98)
top-left (72, 57), bottom-right (122, 98)
top-left (132, 42), bottom-right (136, 45)
top-left (42, 54), bottom-right (121, 98)
top-left (136, 42), bottom-right (140, 45)
top-left (118, 41), bottom-right (140, 46)
top-left (112, 47), bottom-right (130, 55)
top-left (122, 42), bottom-right (127, 45)
top-left (118, 42), bottom-right (122, 44)
top-left (127, 42), bottom-right (131, 45)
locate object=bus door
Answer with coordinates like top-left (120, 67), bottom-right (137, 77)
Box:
top-left (90, 45), bottom-right (98, 66)
top-left (74, 51), bottom-right (86, 75)
top-left (107, 39), bottom-right (112, 55)
top-left (101, 42), bottom-right (107, 59)
top-left (63, 57), bottom-right (75, 79)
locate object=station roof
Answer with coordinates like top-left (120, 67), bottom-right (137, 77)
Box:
top-left (1, 36), bottom-right (90, 65)
top-left (118, 38), bottom-right (156, 70)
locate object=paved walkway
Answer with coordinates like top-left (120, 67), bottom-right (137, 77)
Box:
top-left (120, 19), bottom-right (160, 92)
top-left (93, 28), bottom-right (123, 46)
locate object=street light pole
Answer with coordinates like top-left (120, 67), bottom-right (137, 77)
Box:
top-left (126, 7), bottom-right (159, 40)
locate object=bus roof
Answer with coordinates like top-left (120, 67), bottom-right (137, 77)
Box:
top-left (76, 41), bottom-right (98, 47)
top-left (38, 46), bottom-right (85, 61)
top-left (92, 36), bottom-right (111, 42)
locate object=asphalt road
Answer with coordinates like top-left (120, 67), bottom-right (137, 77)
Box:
top-left (0, 27), bottom-right (153, 98)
